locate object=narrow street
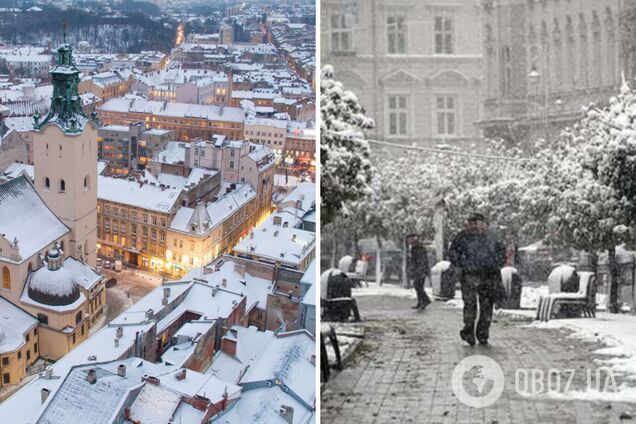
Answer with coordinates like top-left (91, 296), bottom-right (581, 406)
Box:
top-left (322, 294), bottom-right (636, 424)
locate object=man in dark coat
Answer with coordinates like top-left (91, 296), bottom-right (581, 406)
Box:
top-left (449, 213), bottom-right (505, 346)
top-left (407, 234), bottom-right (431, 310)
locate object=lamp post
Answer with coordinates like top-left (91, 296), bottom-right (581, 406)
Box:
top-left (527, 64), bottom-right (550, 140)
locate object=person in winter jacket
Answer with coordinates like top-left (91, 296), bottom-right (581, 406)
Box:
top-left (449, 213), bottom-right (505, 346)
top-left (407, 234), bottom-right (431, 310)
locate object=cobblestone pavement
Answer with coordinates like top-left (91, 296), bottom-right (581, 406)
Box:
top-left (321, 294), bottom-right (636, 424)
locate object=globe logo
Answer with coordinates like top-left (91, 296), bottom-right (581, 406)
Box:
top-left (452, 355), bottom-right (505, 408)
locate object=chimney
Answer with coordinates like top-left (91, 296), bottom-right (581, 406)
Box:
top-left (145, 308), bottom-right (154, 321)
top-left (221, 278), bottom-right (227, 287)
top-left (176, 369), bottom-right (186, 381)
top-left (44, 366), bottom-right (53, 379)
top-left (279, 405), bottom-right (294, 424)
top-left (291, 234), bottom-right (297, 242)
top-left (273, 216), bottom-right (282, 226)
top-left (116, 327), bottom-right (123, 338)
top-left (163, 287), bottom-right (171, 299)
top-left (212, 285), bottom-right (219, 297)
top-left (87, 368), bottom-right (97, 385)
top-left (114, 338), bottom-right (119, 347)
top-left (220, 336), bottom-right (237, 357)
top-left (41, 388), bottom-right (50, 404)
top-left (118, 364), bottom-right (126, 377)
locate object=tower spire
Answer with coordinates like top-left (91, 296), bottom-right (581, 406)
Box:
top-left (33, 31), bottom-right (98, 134)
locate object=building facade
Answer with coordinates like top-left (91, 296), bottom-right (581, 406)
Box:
top-left (321, 0), bottom-right (484, 148)
top-left (98, 97), bottom-right (245, 141)
top-left (97, 123), bottom-right (174, 173)
top-left (480, 0), bottom-right (636, 143)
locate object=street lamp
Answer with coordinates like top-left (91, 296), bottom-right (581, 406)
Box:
top-left (527, 64), bottom-right (549, 140)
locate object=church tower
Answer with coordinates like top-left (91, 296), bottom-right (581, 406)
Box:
top-left (32, 36), bottom-right (99, 266)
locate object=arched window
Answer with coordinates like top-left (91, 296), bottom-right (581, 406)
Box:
top-left (37, 313), bottom-right (48, 325)
top-left (2, 267), bottom-right (10, 289)
top-left (44, 177), bottom-right (50, 190)
top-left (84, 175), bottom-right (90, 191)
top-left (60, 179), bottom-right (66, 192)
top-left (75, 311), bottom-right (82, 325)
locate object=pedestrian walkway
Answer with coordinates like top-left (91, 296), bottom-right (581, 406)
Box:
top-left (321, 294), bottom-right (636, 424)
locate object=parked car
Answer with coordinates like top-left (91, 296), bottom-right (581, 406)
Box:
top-left (96, 258), bottom-right (102, 266)
top-left (105, 278), bottom-right (117, 288)
top-left (114, 260), bottom-right (123, 272)
top-left (103, 260), bottom-right (111, 269)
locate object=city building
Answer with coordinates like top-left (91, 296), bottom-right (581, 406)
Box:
top-left (96, 174), bottom-right (183, 272)
top-left (244, 116), bottom-right (288, 156)
top-left (132, 68), bottom-right (230, 105)
top-left (0, 40), bottom-right (105, 383)
top-left (77, 69), bottom-right (135, 103)
top-left (97, 122), bottom-right (174, 173)
top-left (479, 0), bottom-right (636, 144)
top-left (98, 96), bottom-right (245, 140)
top-left (167, 182), bottom-right (258, 276)
top-left (321, 0), bottom-right (484, 148)
top-left (233, 225), bottom-right (316, 272)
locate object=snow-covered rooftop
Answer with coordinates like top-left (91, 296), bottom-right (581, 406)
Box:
top-left (97, 175), bottom-right (181, 213)
top-left (99, 96), bottom-right (245, 123)
top-left (234, 226), bottom-right (315, 268)
top-left (0, 297), bottom-right (38, 353)
top-left (0, 176), bottom-right (69, 263)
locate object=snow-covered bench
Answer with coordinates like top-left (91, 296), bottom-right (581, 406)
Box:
top-left (536, 271), bottom-right (597, 322)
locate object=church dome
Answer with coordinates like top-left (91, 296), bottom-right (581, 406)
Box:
top-left (27, 249), bottom-right (80, 306)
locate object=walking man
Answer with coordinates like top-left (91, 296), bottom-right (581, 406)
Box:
top-left (407, 234), bottom-right (431, 310)
top-left (449, 213), bottom-right (505, 346)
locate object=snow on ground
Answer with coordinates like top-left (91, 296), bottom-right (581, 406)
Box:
top-left (352, 282), bottom-right (416, 299)
top-left (526, 313), bottom-right (636, 403)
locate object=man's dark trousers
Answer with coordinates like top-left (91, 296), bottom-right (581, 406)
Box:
top-left (461, 272), bottom-right (496, 340)
top-left (414, 275), bottom-right (431, 307)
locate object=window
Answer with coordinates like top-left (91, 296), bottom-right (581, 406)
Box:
top-left (387, 14), bottom-right (407, 54)
top-left (190, 242), bottom-right (195, 251)
top-left (34, 342), bottom-right (37, 353)
top-left (17, 351), bottom-right (21, 360)
top-left (59, 179), bottom-right (66, 193)
top-left (2, 373), bottom-right (9, 385)
top-left (152, 216), bottom-right (157, 226)
top-left (26, 334), bottom-right (29, 342)
top-left (72, 333), bottom-right (75, 344)
top-left (436, 95), bottom-right (457, 136)
top-left (331, 13), bottom-right (352, 52)
top-left (44, 177), bottom-right (50, 191)
top-left (230, 161), bottom-right (234, 169)
top-left (75, 311), bottom-right (82, 325)
top-left (37, 313), bottom-right (48, 325)
top-left (84, 175), bottom-right (90, 191)
top-left (387, 95), bottom-right (409, 136)
top-left (2, 267), bottom-right (9, 290)
top-left (26, 350), bottom-right (30, 360)
top-left (1, 357), bottom-right (8, 366)
top-left (434, 16), bottom-right (454, 54)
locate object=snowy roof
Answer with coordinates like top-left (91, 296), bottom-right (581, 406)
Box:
top-left (0, 176), bottom-right (70, 264)
top-left (129, 382), bottom-right (182, 424)
top-left (2, 162), bottom-right (34, 180)
top-left (99, 97), bottom-right (245, 123)
top-left (152, 141), bottom-right (187, 164)
top-left (234, 225), bottom-right (315, 267)
top-left (97, 175), bottom-right (181, 213)
top-left (278, 182), bottom-right (316, 216)
top-left (185, 260), bottom-right (272, 312)
top-left (4, 116), bottom-right (34, 132)
top-left (156, 172), bottom-right (187, 190)
top-left (0, 297), bottom-right (38, 353)
top-left (161, 368), bottom-right (241, 403)
top-left (170, 183), bottom-right (256, 236)
top-left (37, 363), bottom-right (141, 424)
top-left (209, 326), bottom-right (276, 383)
top-left (62, 257), bottom-right (103, 290)
top-left (240, 330), bottom-right (315, 407)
